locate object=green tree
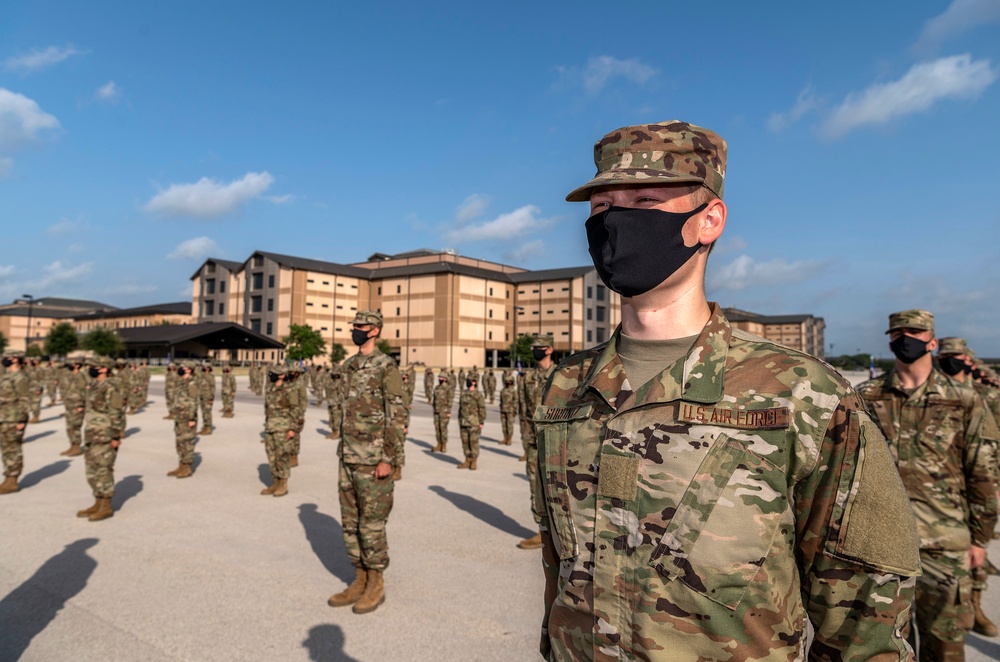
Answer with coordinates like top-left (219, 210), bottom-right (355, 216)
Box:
top-left (508, 334), bottom-right (535, 368)
top-left (376, 339), bottom-right (394, 356)
top-left (329, 342), bottom-right (346, 363)
top-left (26, 344), bottom-right (43, 358)
top-left (0, 330), bottom-right (6, 354)
top-left (282, 323), bottom-right (327, 362)
top-left (44, 322), bottom-right (79, 357)
top-left (82, 328), bottom-right (125, 357)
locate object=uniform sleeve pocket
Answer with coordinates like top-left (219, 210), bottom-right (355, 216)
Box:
top-left (538, 424), bottom-right (581, 561)
top-left (649, 434), bottom-right (785, 610)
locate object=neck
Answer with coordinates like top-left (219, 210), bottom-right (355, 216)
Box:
top-left (359, 338), bottom-right (376, 356)
top-left (621, 277), bottom-right (710, 340)
top-left (894, 355), bottom-right (933, 389)
top-left (538, 356), bottom-right (552, 370)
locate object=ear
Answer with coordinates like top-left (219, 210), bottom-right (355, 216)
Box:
top-left (927, 337), bottom-right (939, 353)
top-left (697, 198), bottom-right (727, 246)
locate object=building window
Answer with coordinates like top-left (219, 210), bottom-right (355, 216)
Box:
top-left (268, 274), bottom-right (275, 288)
top-left (219, 303), bottom-right (225, 316)
top-left (253, 255), bottom-right (263, 267)
top-left (596, 285), bottom-right (605, 301)
top-left (336, 305), bottom-right (343, 310)
top-left (562, 309), bottom-right (569, 314)
top-left (321, 326), bottom-right (328, 331)
top-left (396, 307), bottom-right (400, 315)
top-left (307, 278), bottom-right (315, 284)
top-left (395, 329), bottom-right (400, 338)
top-left (596, 306), bottom-right (605, 322)
top-left (488, 331), bottom-right (493, 340)
top-left (220, 281), bottom-right (226, 293)
top-left (251, 296), bottom-right (262, 313)
top-left (205, 279), bottom-right (216, 294)
top-left (207, 263), bottom-right (216, 273)
top-left (562, 287), bottom-right (569, 292)
top-left (266, 322), bottom-right (273, 335)
top-left (321, 303), bottom-right (329, 308)
top-left (377, 286), bottom-right (381, 295)
top-left (204, 300), bottom-right (215, 316)
top-left (505, 333), bottom-right (509, 341)
top-left (587, 308), bottom-right (592, 320)
top-left (587, 330), bottom-right (593, 343)
top-left (351, 285), bottom-right (357, 289)
top-left (306, 302), bottom-right (313, 307)
top-left (505, 311), bottom-right (509, 320)
top-left (596, 327), bottom-right (606, 343)
top-left (268, 299), bottom-right (274, 312)
top-left (547, 288), bottom-right (554, 293)
top-left (547, 310), bottom-right (554, 315)
top-left (323, 281), bottom-right (329, 286)
top-left (587, 286), bottom-right (593, 298)
top-left (489, 287), bottom-right (493, 296)
top-left (252, 273), bottom-right (263, 290)
top-left (250, 318), bottom-right (261, 332)
top-left (396, 285), bottom-right (401, 294)
top-left (488, 309), bottom-right (493, 318)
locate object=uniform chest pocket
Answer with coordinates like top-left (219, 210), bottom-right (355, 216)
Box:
top-left (649, 434), bottom-right (786, 610)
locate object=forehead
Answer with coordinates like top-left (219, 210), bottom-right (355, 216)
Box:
top-left (589, 183), bottom-right (701, 199)
top-left (353, 323), bottom-right (374, 329)
top-left (890, 327), bottom-right (933, 337)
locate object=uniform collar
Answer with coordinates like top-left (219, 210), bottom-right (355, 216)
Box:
top-left (886, 366), bottom-right (950, 401)
top-left (582, 303), bottom-right (730, 412)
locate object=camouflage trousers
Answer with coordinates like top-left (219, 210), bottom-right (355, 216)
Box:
top-left (199, 399), bottom-right (213, 429)
top-left (46, 381), bottom-right (58, 405)
top-left (904, 549), bottom-right (973, 661)
top-left (84, 434), bottom-right (117, 498)
top-left (500, 411), bottom-right (516, 441)
top-left (0, 422), bottom-right (26, 478)
top-left (291, 425), bottom-right (303, 458)
top-left (520, 417), bottom-right (534, 453)
top-left (526, 442), bottom-right (540, 524)
top-left (65, 405), bottom-right (85, 446)
top-left (327, 403), bottom-right (342, 433)
top-left (264, 429), bottom-right (293, 480)
top-left (221, 393), bottom-right (234, 415)
top-left (434, 413), bottom-right (449, 446)
top-left (339, 462), bottom-right (394, 571)
top-left (972, 557), bottom-right (989, 591)
top-left (460, 426), bottom-right (481, 459)
top-left (165, 390), bottom-right (175, 415)
top-left (174, 418), bottom-right (197, 464)
top-left (30, 391), bottom-right (42, 419)
top-left (486, 388), bottom-right (495, 404)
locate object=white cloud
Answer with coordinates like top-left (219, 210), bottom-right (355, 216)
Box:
top-left (0, 260), bottom-right (93, 300)
top-left (913, 0), bottom-right (1000, 54)
top-left (708, 255), bottom-right (828, 292)
top-left (266, 194), bottom-right (294, 204)
top-left (0, 88), bottom-right (61, 151)
top-left (505, 240), bottom-right (545, 263)
top-left (167, 236), bottom-right (219, 260)
top-left (822, 54), bottom-right (997, 138)
top-left (767, 85), bottom-right (820, 132)
top-left (143, 171), bottom-right (274, 219)
top-left (46, 218), bottom-right (87, 236)
top-left (444, 205), bottom-right (557, 244)
top-left (3, 45), bottom-right (84, 73)
top-left (94, 81), bottom-right (121, 103)
top-left (98, 283), bottom-right (158, 297)
top-left (556, 55), bottom-right (657, 94)
top-left (0, 265), bottom-right (16, 278)
top-left (38, 260), bottom-right (92, 288)
top-left (456, 194), bottom-right (489, 223)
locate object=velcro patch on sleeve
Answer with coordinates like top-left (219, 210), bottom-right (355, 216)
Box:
top-left (678, 403), bottom-right (790, 430)
top-left (597, 453), bottom-right (639, 502)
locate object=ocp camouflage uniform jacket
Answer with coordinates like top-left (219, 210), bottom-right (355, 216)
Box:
top-left (325, 366), bottom-right (347, 403)
top-left (520, 363), bottom-right (555, 432)
top-left (339, 350), bottom-right (405, 468)
top-left (0, 370), bottom-right (30, 423)
top-left (85, 379), bottom-right (124, 443)
top-left (499, 381), bottom-right (518, 415)
top-left (533, 305), bottom-right (920, 661)
top-left (61, 370), bottom-right (87, 410)
top-left (199, 371), bottom-right (216, 401)
top-left (458, 389), bottom-right (485, 427)
top-left (173, 377), bottom-right (199, 423)
top-left (265, 379), bottom-right (301, 432)
top-left (222, 372), bottom-right (236, 397)
top-left (432, 382), bottom-right (453, 416)
top-left (857, 367), bottom-right (999, 550)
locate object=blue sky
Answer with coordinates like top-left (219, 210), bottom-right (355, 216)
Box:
top-left (2, 1), bottom-right (999, 357)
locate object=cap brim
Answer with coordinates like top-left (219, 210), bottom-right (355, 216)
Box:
top-left (565, 170), bottom-right (708, 202)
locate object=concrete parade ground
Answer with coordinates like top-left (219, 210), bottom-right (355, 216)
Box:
top-left (2, 374), bottom-right (1000, 661)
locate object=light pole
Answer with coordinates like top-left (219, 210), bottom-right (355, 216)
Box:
top-left (511, 306), bottom-right (525, 367)
top-left (22, 294), bottom-right (34, 353)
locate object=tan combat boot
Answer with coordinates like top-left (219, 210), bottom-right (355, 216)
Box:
top-left (175, 464), bottom-right (193, 479)
top-left (469, 458), bottom-right (477, 471)
top-left (0, 476), bottom-right (19, 494)
top-left (352, 569), bottom-right (385, 614)
top-left (973, 589), bottom-right (998, 636)
top-left (166, 464), bottom-right (184, 476)
top-left (199, 426), bottom-right (212, 435)
top-left (456, 457), bottom-right (471, 469)
top-left (65, 444), bottom-right (82, 457)
top-left (272, 478), bottom-right (288, 497)
top-left (518, 454), bottom-right (527, 461)
top-left (88, 497), bottom-right (114, 522)
top-left (163, 414), bottom-right (173, 420)
top-left (432, 442), bottom-right (442, 452)
top-left (393, 466), bottom-right (402, 480)
top-left (517, 533), bottom-right (543, 550)
top-left (77, 499), bottom-right (100, 517)
top-left (291, 455), bottom-right (299, 468)
top-left (30, 416), bottom-right (40, 424)
top-left (325, 431), bottom-right (336, 439)
top-left (440, 443), bottom-right (447, 453)
top-left (328, 567), bottom-right (367, 607)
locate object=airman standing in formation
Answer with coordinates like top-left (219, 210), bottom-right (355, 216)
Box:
top-left (59, 359), bottom-right (87, 456)
top-left (110, 359), bottom-right (129, 438)
top-left (456, 377), bottom-right (485, 470)
top-left (0, 351), bottom-right (31, 495)
top-left (324, 362), bottom-right (346, 439)
top-left (163, 363), bottom-right (178, 420)
top-left (328, 310), bottom-right (404, 615)
top-left (77, 357), bottom-right (125, 522)
top-left (198, 364), bottom-right (215, 435)
top-left (857, 310), bottom-right (999, 660)
top-left (168, 362), bottom-right (200, 478)
top-left (431, 373), bottom-right (452, 452)
top-left (220, 365), bottom-right (236, 418)
top-left (261, 366), bottom-right (300, 497)
top-left (27, 358), bottom-right (43, 424)
top-left (498, 372), bottom-right (517, 446)
top-left (516, 333), bottom-right (555, 551)
top-left (397, 369), bottom-right (415, 480)
top-left (289, 367), bottom-right (307, 467)
top-left (483, 368), bottom-right (496, 404)
top-left (45, 358), bottom-right (60, 406)
top-left (423, 366), bottom-right (434, 404)
top-left (531, 120), bottom-right (921, 660)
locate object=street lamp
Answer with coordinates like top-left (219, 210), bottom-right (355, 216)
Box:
top-left (22, 294), bottom-right (34, 353)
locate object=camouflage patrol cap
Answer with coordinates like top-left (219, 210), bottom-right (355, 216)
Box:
top-left (90, 357), bottom-right (115, 369)
top-left (885, 309), bottom-right (934, 334)
top-left (531, 333), bottom-right (554, 347)
top-left (566, 120), bottom-right (728, 202)
top-left (2, 349), bottom-right (25, 358)
top-left (937, 337), bottom-right (969, 356)
top-left (351, 310), bottom-right (383, 328)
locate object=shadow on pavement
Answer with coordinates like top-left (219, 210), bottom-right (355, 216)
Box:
top-left (512, 472), bottom-right (529, 482)
top-left (257, 463), bottom-right (271, 486)
top-left (479, 444), bottom-right (521, 459)
top-left (19, 460), bottom-right (71, 489)
top-left (428, 485), bottom-right (535, 539)
top-left (302, 624), bottom-right (360, 662)
top-left (191, 452), bottom-right (202, 473)
top-left (39, 415), bottom-right (63, 424)
top-left (23, 430), bottom-right (55, 444)
top-left (112, 475), bottom-right (143, 511)
top-left (124, 427), bottom-right (141, 438)
top-left (967, 633), bottom-right (1000, 660)
top-left (297, 504), bottom-right (354, 585)
top-left (0, 538), bottom-right (99, 661)
top-left (410, 438), bottom-right (462, 465)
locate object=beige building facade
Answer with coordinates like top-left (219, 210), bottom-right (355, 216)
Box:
top-left (74, 302), bottom-right (195, 333)
top-left (724, 307), bottom-right (826, 359)
top-left (0, 297), bottom-right (114, 353)
top-left (191, 249), bottom-right (623, 368)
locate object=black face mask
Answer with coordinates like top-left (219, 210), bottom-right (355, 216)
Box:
top-left (586, 203), bottom-right (707, 298)
top-left (466, 380), bottom-right (475, 389)
top-left (938, 356), bottom-right (971, 376)
top-left (268, 372), bottom-right (281, 383)
top-left (972, 368), bottom-right (983, 380)
top-left (88, 367), bottom-right (101, 378)
top-left (1, 358), bottom-right (12, 368)
top-left (352, 329), bottom-right (371, 346)
top-left (532, 348), bottom-right (549, 362)
top-left (889, 335), bottom-right (929, 364)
